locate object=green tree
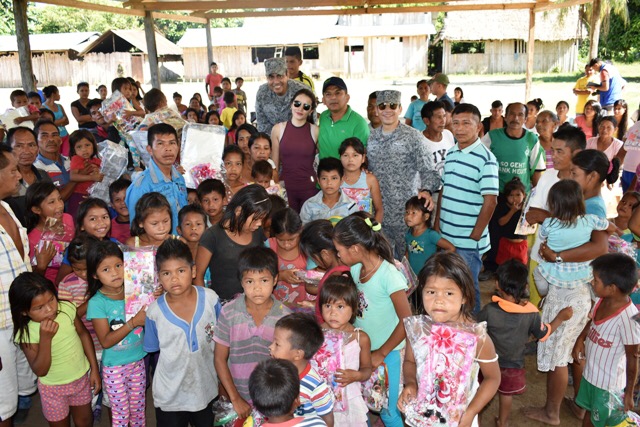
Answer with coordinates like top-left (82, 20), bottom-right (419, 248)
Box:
top-left (582, 0), bottom-right (629, 58)
top-left (30, 5), bottom-right (142, 34)
top-left (599, 0), bottom-right (640, 61)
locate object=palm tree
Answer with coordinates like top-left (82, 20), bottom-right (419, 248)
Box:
top-left (585, 0), bottom-right (629, 58)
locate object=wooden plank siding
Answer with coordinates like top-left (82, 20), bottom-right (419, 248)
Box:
top-left (443, 39), bottom-right (578, 74)
top-left (0, 52), bottom-right (183, 87)
top-left (182, 35), bottom-right (429, 81)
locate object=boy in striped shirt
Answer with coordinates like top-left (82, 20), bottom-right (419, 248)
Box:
top-left (249, 359), bottom-right (327, 426)
top-left (572, 253), bottom-right (640, 427)
top-left (270, 313), bottom-right (334, 426)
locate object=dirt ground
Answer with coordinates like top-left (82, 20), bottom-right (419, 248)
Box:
top-left (18, 276), bottom-right (585, 427)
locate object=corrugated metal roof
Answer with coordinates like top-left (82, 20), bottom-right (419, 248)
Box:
top-left (0, 32), bottom-right (100, 53)
top-left (178, 18), bottom-right (435, 48)
top-left (78, 29), bottom-right (183, 56)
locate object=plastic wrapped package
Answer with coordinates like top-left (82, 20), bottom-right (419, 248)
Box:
top-left (30, 217), bottom-right (70, 269)
top-left (361, 363), bottom-right (389, 412)
top-left (294, 269), bottom-right (325, 287)
top-left (0, 107), bottom-right (33, 130)
top-left (311, 329), bottom-right (350, 412)
top-left (87, 140), bottom-right (128, 203)
top-left (137, 107), bottom-right (187, 136)
top-left (124, 247), bottom-right (158, 321)
top-left (129, 131), bottom-right (152, 168)
top-left (394, 257), bottom-right (418, 296)
top-left (402, 315), bottom-right (485, 427)
top-left (181, 123), bottom-right (227, 188)
top-left (100, 90), bottom-right (141, 134)
top-left (212, 397), bottom-right (238, 427)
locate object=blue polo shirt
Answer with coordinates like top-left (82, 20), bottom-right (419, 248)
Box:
top-left (125, 158), bottom-right (187, 235)
top-left (33, 153), bottom-right (71, 187)
top-left (439, 138), bottom-right (499, 254)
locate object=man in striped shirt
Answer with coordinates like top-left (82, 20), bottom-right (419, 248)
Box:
top-left (435, 103), bottom-right (499, 313)
top-left (0, 144), bottom-right (36, 424)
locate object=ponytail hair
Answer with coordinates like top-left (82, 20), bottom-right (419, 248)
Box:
top-left (333, 213), bottom-right (393, 264)
top-left (571, 149), bottom-right (620, 185)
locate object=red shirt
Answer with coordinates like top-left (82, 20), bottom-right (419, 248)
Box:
top-left (205, 73), bottom-right (223, 96)
top-left (110, 218), bottom-right (131, 244)
top-left (70, 156), bottom-right (101, 195)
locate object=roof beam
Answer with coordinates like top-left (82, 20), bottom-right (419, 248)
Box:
top-left (534, 0), bottom-right (589, 12)
top-left (202, 2), bottom-right (537, 18)
top-left (133, 0), bottom-right (537, 11)
top-left (31, 0), bottom-right (207, 22)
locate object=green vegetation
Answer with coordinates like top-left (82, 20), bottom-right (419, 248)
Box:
top-left (2, 0), bottom-right (241, 43)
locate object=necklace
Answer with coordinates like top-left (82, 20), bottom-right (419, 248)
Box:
top-left (360, 256), bottom-right (382, 281)
top-left (99, 285), bottom-right (124, 296)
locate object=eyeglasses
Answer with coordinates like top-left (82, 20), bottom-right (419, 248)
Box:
top-left (377, 102), bottom-right (398, 111)
top-left (293, 100), bottom-right (312, 111)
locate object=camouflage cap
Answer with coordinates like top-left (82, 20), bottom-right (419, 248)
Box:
top-left (376, 90), bottom-right (402, 105)
top-left (264, 58), bottom-right (286, 76)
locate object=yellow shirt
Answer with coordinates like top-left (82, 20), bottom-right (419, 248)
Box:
top-left (18, 301), bottom-right (89, 385)
top-left (221, 107), bottom-right (237, 129)
top-left (574, 75), bottom-right (599, 114)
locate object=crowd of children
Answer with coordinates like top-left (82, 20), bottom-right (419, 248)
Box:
top-left (3, 66), bottom-right (640, 427)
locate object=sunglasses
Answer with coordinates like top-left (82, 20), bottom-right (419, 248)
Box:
top-left (293, 100), bottom-right (312, 111)
top-left (377, 102), bottom-right (399, 111)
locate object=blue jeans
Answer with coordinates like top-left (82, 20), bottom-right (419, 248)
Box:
top-left (380, 350), bottom-right (403, 427)
top-left (621, 170), bottom-right (635, 193)
top-left (456, 248), bottom-right (482, 313)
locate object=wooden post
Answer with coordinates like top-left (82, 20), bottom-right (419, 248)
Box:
top-left (525, 8), bottom-right (535, 101)
top-left (206, 18), bottom-right (214, 67)
top-left (144, 11), bottom-right (161, 89)
top-left (13, 0), bottom-right (35, 92)
top-left (589, 0), bottom-right (602, 59)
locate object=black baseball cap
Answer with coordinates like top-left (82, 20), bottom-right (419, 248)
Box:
top-left (322, 77), bottom-right (348, 93)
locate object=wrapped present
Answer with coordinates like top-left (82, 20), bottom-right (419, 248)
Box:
top-left (101, 90), bottom-right (141, 134)
top-left (294, 269), bottom-right (325, 287)
top-left (129, 130), bottom-right (152, 168)
top-left (361, 363), bottom-right (389, 412)
top-left (88, 140), bottom-right (129, 203)
top-left (265, 181), bottom-right (288, 203)
top-left (311, 329), bottom-right (349, 412)
top-left (181, 123), bottom-right (227, 188)
top-left (394, 256), bottom-right (418, 296)
top-left (608, 234), bottom-right (637, 259)
top-left (514, 189), bottom-right (537, 235)
top-left (124, 247), bottom-right (158, 321)
top-left (190, 163), bottom-right (225, 187)
top-left (403, 315), bottom-right (484, 427)
top-left (30, 217), bottom-right (70, 269)
top-left (0, 107), bottom-right (33, 130)
top-left (342, 187), bottom-right (372, 213)
top-left (137, 107), bottom-right (187, 136)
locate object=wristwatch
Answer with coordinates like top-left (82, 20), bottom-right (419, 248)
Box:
top-left (555, 252), bottom-right (563, 263)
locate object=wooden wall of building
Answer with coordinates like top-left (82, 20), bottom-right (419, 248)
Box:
top-left (442, 39), bottom-right (578, 74)
top-left (0, 52), bottom-right (182, 88)
top-left (182, 35), bottom-right (429, 81)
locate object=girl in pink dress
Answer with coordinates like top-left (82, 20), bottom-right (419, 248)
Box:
top-left (319, 274), bottom-right (372, 427)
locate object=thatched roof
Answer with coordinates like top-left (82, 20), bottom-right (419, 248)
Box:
top-left (444, 6), bottom-right (583, 42)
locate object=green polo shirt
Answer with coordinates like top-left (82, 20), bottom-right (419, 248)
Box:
top-left (318, 106), bottom-right (370, 159)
